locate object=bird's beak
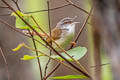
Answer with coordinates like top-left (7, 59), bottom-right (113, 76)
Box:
top-left (71, 22), bottom-right (80, 26)
top-left (71, 16), bottom-right (80, 24)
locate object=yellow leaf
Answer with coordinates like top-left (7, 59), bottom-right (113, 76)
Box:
top-left (21, 54), bottom-right (44, 60)
top-left (12, 43), bottom-right (24, 51)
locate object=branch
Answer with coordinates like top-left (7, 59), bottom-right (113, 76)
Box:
top-left (69, 7), bottom-right (93, 49)
top-left (90, 63), bottom-right (110, 68)
top-left (28, 29), bottom-right (43, 80)
top-left (44, 0), bottom-right (52, 77)
top-left (25, 3), bottom-right (70, 14)
top-left (0, 4), bottom-right (70, 16)
top-left (12, 0), bottom-right (21, 11)
top-left (65, 0), bottom-right (89, 14)
top-left (44, 63), bottom-right (61, 79)
top-left (0, 13), bottom-right (10, 16)
top-left (0, 6), bottom-right (8, 8)
top-left (0, 48), bottom-right (10, 80)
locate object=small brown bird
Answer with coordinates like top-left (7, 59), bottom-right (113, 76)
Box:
top-left (23, 16), bottom-right (79, 50)
top-left (46, 16), bottom-right (79, 50)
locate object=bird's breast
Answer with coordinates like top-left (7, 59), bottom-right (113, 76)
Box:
top-left (53, 26), bottom-right (75, 50)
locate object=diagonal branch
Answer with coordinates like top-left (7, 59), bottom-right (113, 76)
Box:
top-left (65, 0), bottom-right (89, 14)
top-left (69, 7), bottom-right (93, 49)
top-left (44, 63), bottom-right (61, 79)
top-left (0, 48), bottom-right (10, 80)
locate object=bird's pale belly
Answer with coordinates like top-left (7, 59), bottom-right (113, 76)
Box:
top-left (52, 32), bottom-right (74, 50)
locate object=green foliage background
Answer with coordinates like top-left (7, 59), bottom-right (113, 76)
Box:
top-left (24, 0), bottom-right (49, 80)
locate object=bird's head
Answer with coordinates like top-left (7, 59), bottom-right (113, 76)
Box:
top-left (56, 16), bottom-right (79, 30)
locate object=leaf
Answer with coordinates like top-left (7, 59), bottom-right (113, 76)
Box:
top-left (52, 75), bottom-right (88, 79)
top-left (17, 26), bottom-right (37, 29)
top-left (52, 47), bottom-right (87, 61)
top-left (11, 10), bottom-right (26, 17)
top-left (21, 54), bottom-right (43, 60)
top-left (19, 47), bottom-right (87, 61)
top-left (11, 11), bottom-right (37, 29)
top-left (12, 43), bottom-right (24, 51)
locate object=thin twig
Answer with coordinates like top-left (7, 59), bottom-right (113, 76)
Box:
top-left (0, 48), bottom-right (10, 80)
top-left (12, 0), bottom-right (21, 11)
top-left (0, 6), bottom-right (8, 8)
top-left (0, 4), bottom-right (70, 16)
top-left (0, 13), bottom-right (11, 16)
top-left (65, 0), bottom-right (89, 14)
top-left (28, 29), bottom-right (43, 80)
top-left (44, 63), bottom-right (61, 79)
top-left (69, 7), bottom-right (93, 49)
top-left (90, 63), bottom-right (110, 68)
top-left (44, 0), bottom-right (52, 77)
top-left (2, 0), bottom-right (91, 78)
top-left (25, 3), bottom-right (70, 14)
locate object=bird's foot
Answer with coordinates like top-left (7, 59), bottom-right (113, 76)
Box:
top-left (70, 42), bottom-right (76, 47)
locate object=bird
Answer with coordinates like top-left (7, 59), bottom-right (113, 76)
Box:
top-left (46, 16), bottom-right (79, 50)
top-left (23, 16), bottom-right (79, 50)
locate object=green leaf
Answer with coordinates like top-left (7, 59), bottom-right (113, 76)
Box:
top-left (52, 75), bottom-right (88, 79)
top-left (20, 47), bottom-right (87, 61)
top-left (21, 54), bottom-right (43, 60)
top-left (11, 10), bottom-right (26, 17)
top-left (52, 47), bottom-right (87, 61)
top-left (11, 11), bottom-right (37, 29)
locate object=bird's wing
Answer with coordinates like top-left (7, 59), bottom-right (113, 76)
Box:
top-left (52, 28), bottom-right (62, 40)
top-left (46, 28), bottom-right (62, 43)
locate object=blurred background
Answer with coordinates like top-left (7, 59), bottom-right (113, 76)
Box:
top-left (0, 0), bottom-right (113, 80)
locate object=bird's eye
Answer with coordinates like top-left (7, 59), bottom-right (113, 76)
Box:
top-left (64, 21), bottom-right (72, 24)
top-left (64, 22), bottom-right (68, 24)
